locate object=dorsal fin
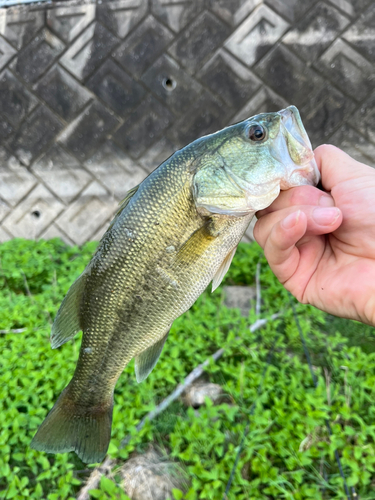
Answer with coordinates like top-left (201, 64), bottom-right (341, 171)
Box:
top-left (108, 184), bottom-right (140, 230)
top-left (117, 185), bottom-right (140, 212)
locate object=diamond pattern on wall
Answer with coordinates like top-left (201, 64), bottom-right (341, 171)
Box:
top-left (282, 3), bottom-right (350, 62)
top-left (87, 59), bottom-right (146, 116)
top-left (151, 0), bottom-right (203, 33)
top-left (2, 184), bottom-right (64, 239)
top-left (330, 124), bottom-right (375, 166)
top-left (255, 44), bottom-right (324, 107)
top-left (60, 22), bottom-right (118, 81)
top-left (10, 28), bottom-right (65, 83)
top-left (47, 4), bottom-right (96, 43)
top-left (351, 91), bottom-right (375, 144)
top-left (114, 15), bottom-right (174, 77)
top-left (0, 35), bottom-right (16, 70)
top-left (168, 11), bottom-right (231, 74)
top-left (35, 65), bottom-right (92, 121)
top-left (0, 147), bottom-right (37, 207)
top-left (198, 50), bottom-right (261, 108)
top-left (55, 181), bottom-right (118, 245)
top-left (0, 69), bottom-right (37, 128)
top-left (300, 84), bottom-right (356, 147)
top-left (342, 2), bottom-right (375, 63)
top-left (85, 140), bottom-right (146, 200)
top-left (0, 226), bottom-right (12, 241)
top-left (31, 144), bottom-right (92, 203)
top-left (58, 100), bottom-right (120, 160)
top-left (231, 86), bottom-right (288, 123)
top-left (0, 0), bottom-right (375, 244)
top-left (97, 0), bottom-right (147, 39)
top-left (264, 0), bottom-right (315, 23)
top-left (328, 0), bottom-right (372, 18)
top-left (225, 4), bottom-right (289, 67)
top-left (141, 54), bottom-right (202, 115)
top-left (0, 7), bottom-right (44, 50)
top-left (40, 222), bottom-right (74, 244)
top-left (208, 0), bottom-right (262, 27)
top-left (319, 38), bottom-right (375, 101)
top-left (113, 94), bottom-right (173, 159)
top-left (167, 90), bottom-right (226, 146)
top-left (6, 105), bottom-right (63, 165)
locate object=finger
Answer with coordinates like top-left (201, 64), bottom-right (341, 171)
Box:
top-left (254, 205), bottom-right (342, 249)
top-left (314, 144), bottom-right (375, 191)
top-left (256, 185), bottom-right (334, 218)
top-left (263, 211), bottom-right (307, 284)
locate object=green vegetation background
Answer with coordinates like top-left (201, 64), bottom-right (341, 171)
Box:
top-left (1, 238), bottom-right (375, 500)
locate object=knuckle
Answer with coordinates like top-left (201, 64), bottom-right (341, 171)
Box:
top-left (314, 144), bottom-right (340, 160)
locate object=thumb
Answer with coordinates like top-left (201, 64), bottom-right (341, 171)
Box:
top-left (314, 145), bottom-right (374, 192)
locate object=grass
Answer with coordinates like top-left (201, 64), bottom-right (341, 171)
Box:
top-left (1, 238), bottom-right (375, 499)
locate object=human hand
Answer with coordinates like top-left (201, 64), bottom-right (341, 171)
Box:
top-left (254, 145), bottom-right (375, 326)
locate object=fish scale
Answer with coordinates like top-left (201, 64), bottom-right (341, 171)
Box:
top-left (31, 106), bottom-right (320, 463)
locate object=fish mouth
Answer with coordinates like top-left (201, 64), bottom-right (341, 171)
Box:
top-left (277, 106), bottom-right (320, 188)
top-left (280, 157), bottom-right (320, 189)
top-left (279, 106), bottom-right (312, 149)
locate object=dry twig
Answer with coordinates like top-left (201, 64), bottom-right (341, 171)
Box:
top-left (0, 328), bottom-right (26, 334)
top-left (77, 457), bottom-right (113, 500)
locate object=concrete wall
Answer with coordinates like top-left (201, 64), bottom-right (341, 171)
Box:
top-left (0, 0), bottom-right (374, 244)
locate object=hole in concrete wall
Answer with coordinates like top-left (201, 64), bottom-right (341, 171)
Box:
top-left (162, 77), bottom-right (176, 91)
top-left (31, 210), bottom-right (41, 218)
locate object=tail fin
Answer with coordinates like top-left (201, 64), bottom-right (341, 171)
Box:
top-left (31, 387), bottom-right (113, 464)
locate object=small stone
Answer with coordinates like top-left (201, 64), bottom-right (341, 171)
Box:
top-left (120, 447), bottom-right (186, 500)
top-left (183, 382), bottom-right (224, 408)
top-left (223, 286), bottom-right (256, 317)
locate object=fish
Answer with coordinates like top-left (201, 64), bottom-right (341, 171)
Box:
top-left (31, 105), bottom-right (319, 463)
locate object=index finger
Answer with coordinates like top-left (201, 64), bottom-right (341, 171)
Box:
top-left (314, 144), bottom-right (375, 191)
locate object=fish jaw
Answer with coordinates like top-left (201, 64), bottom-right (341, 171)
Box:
top-left (279, 156), bottom-right (320, 189)
top-left (276, 106), bottom-right (320, 189)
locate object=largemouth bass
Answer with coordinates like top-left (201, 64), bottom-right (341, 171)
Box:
top-left (31, 106), bottom-right (319, 463)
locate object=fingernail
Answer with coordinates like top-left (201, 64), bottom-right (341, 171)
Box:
top-left (282, 210), bottom-right (300, 229)
top-left (319, 195), bottom-right (335, 207)
top-left (312, 207), bottom-right (340, 225)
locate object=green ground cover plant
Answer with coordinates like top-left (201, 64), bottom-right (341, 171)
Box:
top-left (1, 238), bottom-right (375, 499)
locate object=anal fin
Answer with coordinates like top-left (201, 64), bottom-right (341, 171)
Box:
top-left (212, 246), bottom-right (237, 292)
top-left (135, 331), bottom-right (169, 383)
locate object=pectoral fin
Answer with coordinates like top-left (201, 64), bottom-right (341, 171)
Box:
top-left (50, 273), bottom-right (87, 349)
top-left (212, 246), bottom-right (237, 292)
top-left (135, 330), bottom-right (169, 383)
top-left (175, 218), bottom-right (221, 266)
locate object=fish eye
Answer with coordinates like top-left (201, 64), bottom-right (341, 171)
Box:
top-left (248, 124), bottom-right (267, 142)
